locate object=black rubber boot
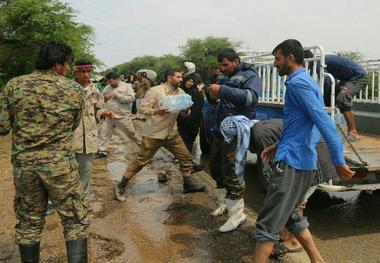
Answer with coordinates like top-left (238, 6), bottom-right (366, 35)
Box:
top-left (66, 238), bottom-right (88, 263)
top-left (19, 242), bottom-right (40, 263)
top-left (183, 176), bottom-right (206, 193)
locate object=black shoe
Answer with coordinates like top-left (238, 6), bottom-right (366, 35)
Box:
top-left (94, 151), bottom-right (108, 159)
top-left (183, 176), bottom-right (206, 193)
top-left (66, 238), bottom-right (87, 263)
top-left (19, 243), bottom-right (40, 263)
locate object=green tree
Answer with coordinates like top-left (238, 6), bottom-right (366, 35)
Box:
top-left (107, 54), bottom-right (183, 84)
top-left (0, 0), bottom-right (98, 87)
top-left (107, 36), bottom-right (239, 84)
top-left (180, 36), bottom-right (239, 83)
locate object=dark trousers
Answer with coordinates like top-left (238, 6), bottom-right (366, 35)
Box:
top-left (210, 135), bottom-right (245, 200)
top-left (254, 161), bottom-right (314, 242)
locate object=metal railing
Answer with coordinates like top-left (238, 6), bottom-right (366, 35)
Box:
top-left (240, 46), bottom-right (336, 119)
top-left (355, 59), bottom-right (380, 103)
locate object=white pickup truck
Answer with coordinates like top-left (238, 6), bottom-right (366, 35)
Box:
top-left (241, 46), bottom-right (380, 192)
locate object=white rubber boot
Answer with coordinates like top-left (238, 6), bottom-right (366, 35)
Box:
top-left (211, 188), bottom-right (227, 216)
top-left (218, 198), bottom-right (246, 232)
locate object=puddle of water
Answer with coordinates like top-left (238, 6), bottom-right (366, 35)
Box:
top-left (327, 191), bottom-right (361, 203)
top-left (107, 160), bottom-right (127, 182)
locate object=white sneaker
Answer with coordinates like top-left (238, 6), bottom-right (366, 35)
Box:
top-left (114, 184), bottom-right (126, 202)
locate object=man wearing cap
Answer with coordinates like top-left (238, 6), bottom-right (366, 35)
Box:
top-left (133, 71), bottom-right (151, 111)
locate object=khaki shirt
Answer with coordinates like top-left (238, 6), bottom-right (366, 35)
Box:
top-left (0, 70), bottom-right (83, 165)
top-left (139, 83), bottom-right (184, 140)
top-left (133, 78), bottom-right (151, 98)
top-left (104, 81), bottom-right (135, 118)
top-left (73, 83), bottom-right (107, 154)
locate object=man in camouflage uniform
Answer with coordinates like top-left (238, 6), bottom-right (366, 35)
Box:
top-left (133, 71), bottom-right (151, 111)
top-left (72, 59), bottom-right (114, 199)
top-left (0, 42), bottom-right (89, 263)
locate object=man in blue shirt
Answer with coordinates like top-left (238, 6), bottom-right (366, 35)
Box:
top-left (252, 39), bottom-right (355, 263)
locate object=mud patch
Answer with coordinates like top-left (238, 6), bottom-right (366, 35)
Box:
top-left (89, 232), bottom-right (125, 260)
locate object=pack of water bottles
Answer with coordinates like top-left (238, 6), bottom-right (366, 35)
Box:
top-left (160, 94), bottom-right (193, 112)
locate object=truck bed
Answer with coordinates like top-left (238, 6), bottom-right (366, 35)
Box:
top-left (344, 134), bottom-right (380, 173)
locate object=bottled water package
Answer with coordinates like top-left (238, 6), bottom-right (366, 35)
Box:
top-left (160, 94), bottom-right (193, 112)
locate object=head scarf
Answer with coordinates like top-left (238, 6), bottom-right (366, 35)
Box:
top-left (73, 64), bottom-right (94, 72)
top-left (183, 62), bottom-right (196, 77)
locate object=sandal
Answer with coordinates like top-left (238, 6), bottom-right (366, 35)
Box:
top-left (270, 241), bottom-right (303, 259)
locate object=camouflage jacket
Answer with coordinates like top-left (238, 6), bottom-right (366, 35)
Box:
top-left (0, 70), bottom-right (84, 165)
top-left (72, 82), bottom-right (107, 154)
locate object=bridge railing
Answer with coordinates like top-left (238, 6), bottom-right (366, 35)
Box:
top-left (240, 46), bottom-right (336, 119)
top-left (355, 59), bottom-right (380, 103)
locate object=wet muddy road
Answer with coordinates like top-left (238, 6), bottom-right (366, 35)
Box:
top-left (1, 133), bottom-right (380, 263)
top-left (242, 165), bottom-right (380, 263)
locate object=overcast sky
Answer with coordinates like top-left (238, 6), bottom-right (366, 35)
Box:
top-left (65, 0), bottom-right (380, 68)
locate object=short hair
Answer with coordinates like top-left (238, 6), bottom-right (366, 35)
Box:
top-left (163, 69), bottom-right (182, 82)
top-left (35, 42), bottom-right (73, 70)
top-left (106, 72), bottom-right (120, 80)
top-left (74, 58), bottom-right (93, 66)
top-left (272, 39), bottom-right (304, 64)
top-left (304, 50), bottom-right (314, 59)
top-left (217, 48), bottom-right (240, 62)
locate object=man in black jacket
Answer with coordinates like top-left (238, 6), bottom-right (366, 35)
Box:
top-left (207, 49), bottom-right (262, 232)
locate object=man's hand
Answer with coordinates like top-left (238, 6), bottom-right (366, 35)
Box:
top-left (197, 83), bottom-right (205, 92)
top-left (261, 143), bottom-right (278, 163)
top-left (104, 93), bottom-right (114, 100)
top-left (209, 84), bottom-right (221, 99)
top-left (154, 107), bottom-right (169, 115)
top-left (102, 111), bottom-right (116, 119)
top-left (335, 164), bottom-right (356, 181)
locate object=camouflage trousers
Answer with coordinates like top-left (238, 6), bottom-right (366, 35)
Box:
top-left (127, 134), bottom-right (192, 174)
top-left (13, 159), bottom-right (89, 245)
top-left (210, 135), bottom-right (245, 200)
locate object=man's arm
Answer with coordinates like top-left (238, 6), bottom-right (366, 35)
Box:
top-left (289, 81), bottom-right (345, 166)
top-left (0, 85), bottom-right (12, 136)
top-left (113, 84), bottom-right (136, 104)
top-left (94, 90), bottom-right (109, 121)
top-left (219, 75), bottom-right (261, 107)
top-left (138, 89), bottom-right (157, 116)
top-left (72, 85), bottom-right (85, 131)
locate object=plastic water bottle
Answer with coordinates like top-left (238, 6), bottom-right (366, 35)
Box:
top-left (160, 94), bottom-right (193, 112)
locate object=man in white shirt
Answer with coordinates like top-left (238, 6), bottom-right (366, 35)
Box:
top-left (114, 69), bottom-right (206, 202)
top-left (96, 72), bottom-right (142, 158)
